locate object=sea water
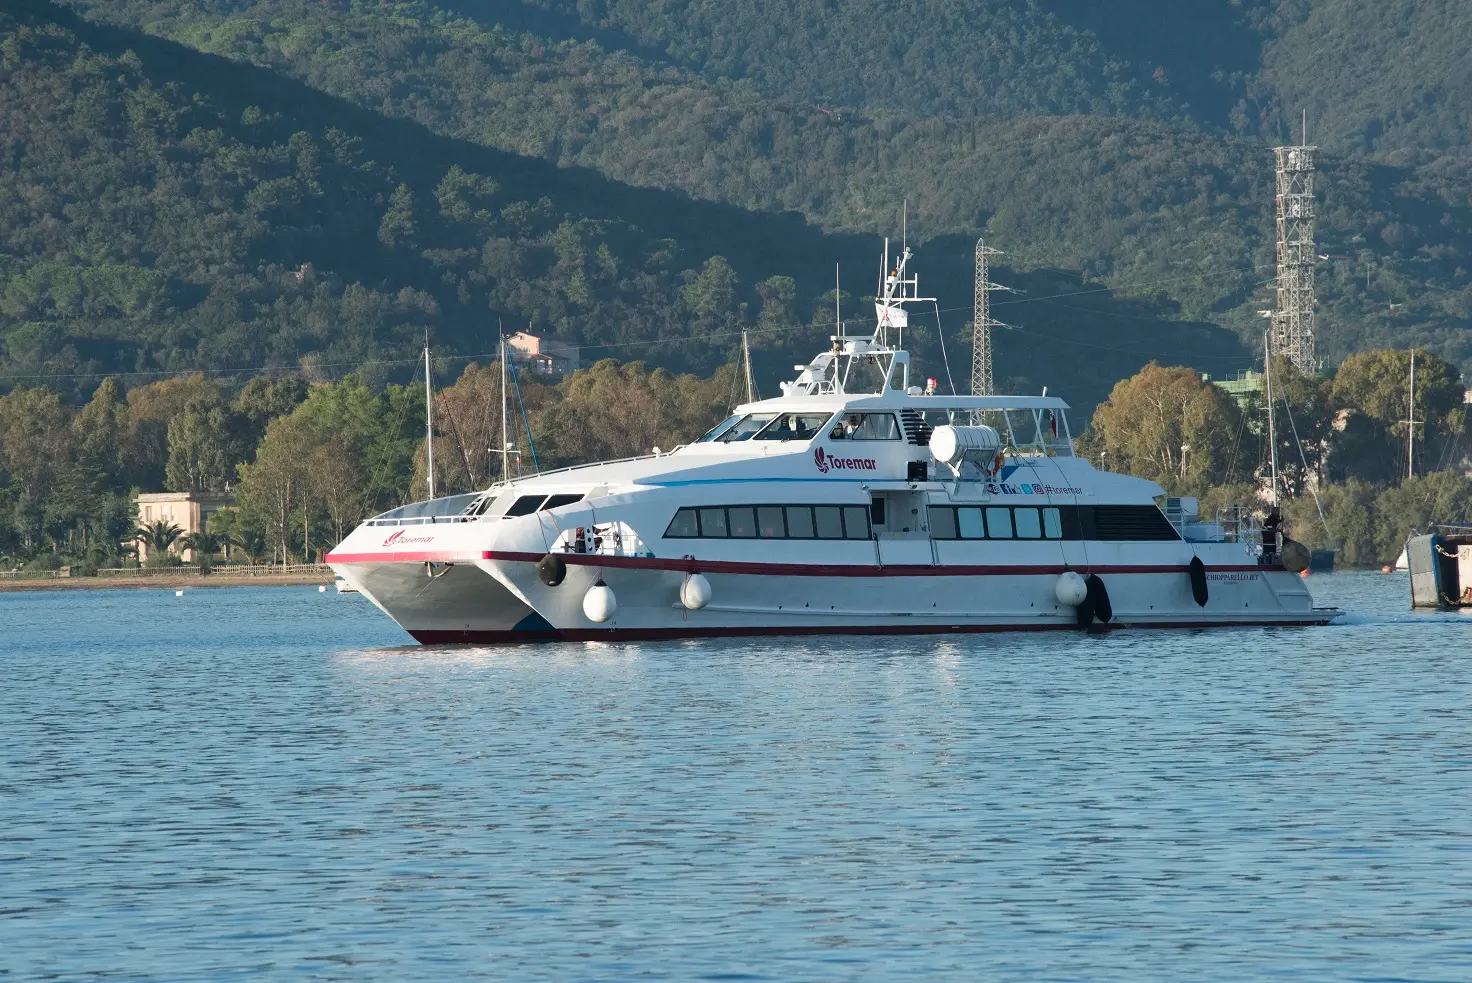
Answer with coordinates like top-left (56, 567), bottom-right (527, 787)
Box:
top-left (2, 573), bottom-right (1469, 982)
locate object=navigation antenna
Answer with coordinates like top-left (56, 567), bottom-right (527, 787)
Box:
top-left (971, 237), bottom-right (1009, 421)
top-left (1270, 112), bottom-right (1318, 374)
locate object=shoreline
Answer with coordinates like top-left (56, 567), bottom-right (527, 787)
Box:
top-left (0, 571), bottom-right (335, 592)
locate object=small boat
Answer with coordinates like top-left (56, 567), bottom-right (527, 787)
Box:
top-left (1407, 525), bottom-right (1472, 608)
top-left (335, 577), bottom-right (358, 594)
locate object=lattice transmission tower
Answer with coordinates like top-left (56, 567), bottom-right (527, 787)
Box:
top-left (1270, 123), bottom-right (1318, 374)
top-left (971, 238), bottom-right (1007, 400)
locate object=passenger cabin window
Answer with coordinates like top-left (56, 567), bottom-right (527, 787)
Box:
top-left (754, 413), bottom-right (832, 441)
top-left (542, 494), bottom-right (584, 510)
top-left (699, 508), bottom-right (728, 537)
top-left (664, 504), bottom-right (871, 541)
top-left (829, 412), bottom-right (901, 440)
top-left (786, 506), bottom-right (815, 539)
top-left (926, 504), bottom-right (1178, 542)
top-left (1014, 507), bottom-right (1042, 539)
top-left (728, 507), bottom-right (757, 538)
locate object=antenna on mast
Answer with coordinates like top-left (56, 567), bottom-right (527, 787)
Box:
top-left (424, 332), bottom-right (435, 500)
top-left (742, 329), bottom-right (756, 403)
top-left (834, 263), bottom-right (842, 339)
top-left (499, 320), bottom-right (510, 481)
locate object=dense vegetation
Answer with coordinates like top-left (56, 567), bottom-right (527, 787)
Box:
top-left (3, 346), bottom-right (1463, 571)
top-left (1084, 349), bottom-right (1472, 564)
top-left (0, 358), bottom-right (734, 568)
top-left (56, 0), bottom-right (1472, 373)
top-left (0, 0), bottom-right (1266, 416)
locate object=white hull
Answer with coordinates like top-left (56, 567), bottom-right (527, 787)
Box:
top-left (333, 540), bottom-right (1334, 645)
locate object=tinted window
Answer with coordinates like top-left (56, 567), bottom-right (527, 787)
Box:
top-left (728, 507), bottom-right (757, 538)
top-left (718, 413), bottom-right (778, 442)
top-left (842, 506), bottom-right (871, 540)
top-left (1043, 507), bottom-right (1063, 539)
top-left (698, 508), bottom-right (728, 537)
top-left (957, 507), bottom-right (985, 539)
top-left (985, 507), bottom-right (1013, 539)
top-left (786, 506), bottom-right (815, 539)
top-left (665, 508), bottom-right (699, 538)
top-left (505, 495), bottom-right (546, 517)
top-left (1092, 505), bottom-right (1181, 541)
top-left (755, 413), bottom-right (831, 441)
top-left (695, 414), bottom-right (741, 442)
top-left (1014, 507), bottom-right (1042, 539)
top-left (542, 494), bottom-right (583, 510)
top-left (829, 412), bottom-right (902, 440)
top-left (814, 506), bottom-right (844, 539)
top-left (757, 506), bottom-right (785, 538)
top-left (928, 506), bottom-right (957, 540)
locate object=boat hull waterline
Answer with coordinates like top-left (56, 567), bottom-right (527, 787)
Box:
top-left (330, 547), bottom-right (1336, 644)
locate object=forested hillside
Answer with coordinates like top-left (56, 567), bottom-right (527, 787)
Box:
top-left (0, 0), bottom-right (1259, 415)
top-left (57, 0), bottom-right (1472, 376)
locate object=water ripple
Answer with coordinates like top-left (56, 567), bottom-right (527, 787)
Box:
top-left (1, 573), bottom-right (1469, 981)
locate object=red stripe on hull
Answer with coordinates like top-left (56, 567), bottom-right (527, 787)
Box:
top-left (408, 617), bottom-right (1333, 645)
top-left (332, 548), bottom-right (1280, 578)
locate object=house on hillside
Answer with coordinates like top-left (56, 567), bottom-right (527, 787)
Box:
top-left (506, 331), bottom-right (580, 377)
top-left (136, 491), bottom-right (234, 562)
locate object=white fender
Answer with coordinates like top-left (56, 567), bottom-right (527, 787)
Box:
top-left (1054, 570), bottom-right (1088, 607)
top-left (582, 581), bottom-right (617, 623)
top-left (680, 572), bottom-right (711, 610)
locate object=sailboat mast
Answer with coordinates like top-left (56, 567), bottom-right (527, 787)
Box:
top-left (742, 329), bottom-right (754, 403)
top-left (1407, 349), bottom-right (1416, 480)
top-left (1264, 330), bottom-right (1279, 506)
top-left (500, 329), bottom-right (510, 480)
top-left (424, 334), bottom-right (435, 500)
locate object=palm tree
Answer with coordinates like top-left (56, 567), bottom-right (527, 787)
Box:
top-left (179, 530), bottom-right (234, 574)
top-left (134, 519), bottom-right (183, 565)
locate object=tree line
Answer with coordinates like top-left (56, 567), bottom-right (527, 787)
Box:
top-left (0, 358), bottom-right (734, 571)
top-left (1084, 348), bottom-right (1472, 565)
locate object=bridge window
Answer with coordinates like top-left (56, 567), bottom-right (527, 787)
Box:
top-left (755, 413), bottom-right (832, 441)
top-left (829, 412), bottom-right (901, 440)
top-left (504, 495), bottom-right (546, 517)
top-left (716, 413), bottom-right (779, 442)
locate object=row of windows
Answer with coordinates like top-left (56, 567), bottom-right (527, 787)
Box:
top-left (665, 505), bottom-right (873, 540)
top-left (697, 411), bottom-right (902, 443)
top-left (664, 504), bottom-right (1180, 543)
top-left (927, 505), bottom-right (1179, 542)
top-left (928, 505), bottom-right (1064, 540)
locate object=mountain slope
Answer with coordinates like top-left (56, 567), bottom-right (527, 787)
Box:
top-left (2, 0), bottom-right (1257, 418)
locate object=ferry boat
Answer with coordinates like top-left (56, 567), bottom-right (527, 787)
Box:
top-left (327, 243), bottom-right (1339, 643)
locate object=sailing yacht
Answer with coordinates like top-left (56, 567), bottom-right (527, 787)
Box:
top-left (328, 243), bottom-right (1339, 643)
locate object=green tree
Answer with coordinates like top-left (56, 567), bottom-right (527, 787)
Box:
top-left (378, 183), bottom-right (418, 248)
top-left (1088, 362), bottom-right (1243, 493)
top-left (134, 518), bottom-right (183, 565)
top-left (165, 399), bottom-right (237, 492)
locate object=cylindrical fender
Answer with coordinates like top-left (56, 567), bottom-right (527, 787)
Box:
top-left (537, 553), bottom-right (567, 587)
top-left (1188, 555), bottom-right (1208, 607)
top-left (1085, 573), bottom-right (1112, 624)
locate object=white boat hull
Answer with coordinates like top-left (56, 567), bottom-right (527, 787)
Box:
top-left (333, 546), bottom-right (1336, 644)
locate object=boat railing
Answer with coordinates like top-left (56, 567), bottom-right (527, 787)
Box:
top-left (552, 522), bottom-right (651, 558)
